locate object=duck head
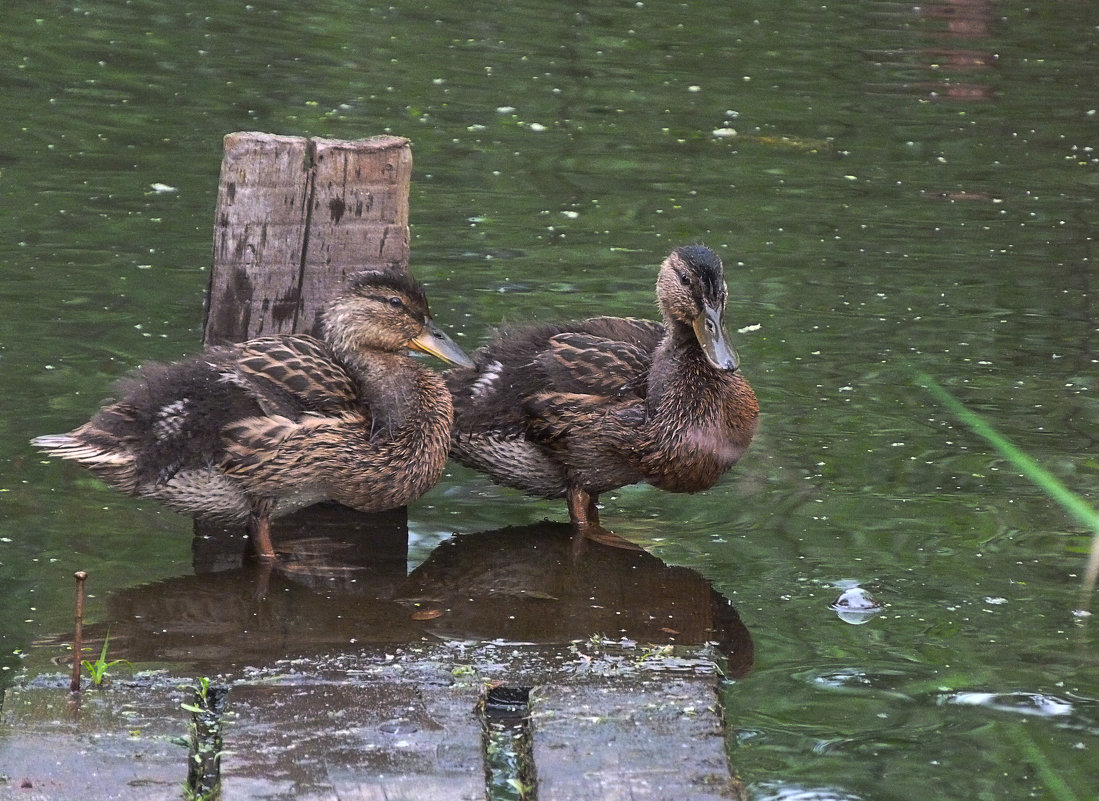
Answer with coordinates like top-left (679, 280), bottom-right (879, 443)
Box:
top-left (323, 270), bottom-right (474, 368)
top-left (656, 245), bottom-right (740, 371)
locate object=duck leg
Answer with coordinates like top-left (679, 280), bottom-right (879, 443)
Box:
top-left (566, 487), bottom-right (643, 551)
top-left (248, 498), bottom-right (277, 562)
top-left (566, 486), bottom-right (600, 527)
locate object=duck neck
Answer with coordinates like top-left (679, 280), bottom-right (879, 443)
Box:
top-left (341, 350), bottom-right (424, 437)
top-left (647, 321), bottom-right (715, 411)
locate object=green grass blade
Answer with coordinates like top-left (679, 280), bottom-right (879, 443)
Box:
top-left (917, 373), bottom-right (1099, 532)
top-left (916, 373), bottom-right (1099, 596)
top-left (1004, 723), bottom-right (1080, 801)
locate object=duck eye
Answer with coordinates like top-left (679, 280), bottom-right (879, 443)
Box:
top-left (678, 272), bottom-right (691, 287)
top-left (387, 296), bottom-right (403, 308)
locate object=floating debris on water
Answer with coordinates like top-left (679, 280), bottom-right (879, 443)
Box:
top-left (830, 587), bottom-right (883, 625)
top-left (941, 691), bottom-right (1074, 718)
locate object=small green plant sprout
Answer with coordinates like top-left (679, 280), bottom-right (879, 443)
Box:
top-left (181, 785), bottom-right (219, 801)
top-left (637, 644), bottom-right (674, 663)
top-left (179, 677), bottom-right (224, 801)
top-left (507, 777), bottom-right (534, 798)
top-left (81, 628), bottom-right (131, 687)
top-left (180, 677), bottom-right (214, 714)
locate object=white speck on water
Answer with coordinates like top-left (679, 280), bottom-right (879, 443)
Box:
top-left (984, 596), bottom-right (1008, 605)
top-left (528, 122), bottom-right (547, 132)
top-left (712, 128), bottom-right (737, 138)
top-left (688, 84), bottom-right (701, 92)
top-left (561, 210), bottom-right (579, 219)
top-left (149, 183), bottom-right (176, 193)
top-left (738, 323), bottom-right (761, 333)
top-left (496, 106), bottom-right (516, 114)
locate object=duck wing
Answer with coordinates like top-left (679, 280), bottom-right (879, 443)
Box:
top-left (538, 332), bottom-right (651, 397)
top-left (218, 413), bottom-right (321, 481)
top-left (537, 317), bottom-right (662, 396)
top-left (233, 335), bottom-right (361, 415)
top-left (38, 352), bottom-right (269, 488)
top-left (448, 316), bottom-right (663, 429)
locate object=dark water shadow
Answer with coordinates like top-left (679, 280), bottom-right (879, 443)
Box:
top-left (40, 506), bottom-right (753, 678)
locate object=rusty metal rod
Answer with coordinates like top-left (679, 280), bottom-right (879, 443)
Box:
top-left (70, 571), bottom-right (88, 692)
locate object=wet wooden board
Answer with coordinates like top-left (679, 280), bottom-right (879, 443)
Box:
top-left (531, 678), bottom-right (740, 801)
top-left (1, 642), bottom-right (742, 801)
top-left (0, 682), bottom-right (187, 801)
top-left (219, 682), bottom-right (485, 801)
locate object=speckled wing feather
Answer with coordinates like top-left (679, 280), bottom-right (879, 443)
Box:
top-left (575, 316), bottom-right (665, 348)
top-left (538, 333), bottom-right (652, 397)
top-left (536, 316), bottom-right (662, 395)
top-left (449, 316), bottom-right (663, 433)
top-left (218, 412), bottom-right (337, 484)
top-left (234, 335), bottom-right (360, 415)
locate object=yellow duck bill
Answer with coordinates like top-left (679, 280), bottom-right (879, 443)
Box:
top-left (412, 318), bottom-right (475, 368)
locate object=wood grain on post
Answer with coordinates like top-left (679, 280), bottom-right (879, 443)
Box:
top-left (203, 132), bottom-right (412, 345)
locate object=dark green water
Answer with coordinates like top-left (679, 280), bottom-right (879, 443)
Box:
top-left (3, 1), bottom-right (1098, 798)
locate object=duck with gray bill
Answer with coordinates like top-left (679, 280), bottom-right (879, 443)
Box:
top-left (445, 245), bottom-right (759, 536)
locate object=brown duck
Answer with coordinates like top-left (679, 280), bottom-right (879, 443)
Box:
top-left (445, 245), bottom-right (759, 532)
top-left (32, 269), bottom-right (473, 561)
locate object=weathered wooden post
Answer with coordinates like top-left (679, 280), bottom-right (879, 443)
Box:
top-left (194, 132), bottom-right (413, 570)
top-left (204, 132), bottom-right (412, 344)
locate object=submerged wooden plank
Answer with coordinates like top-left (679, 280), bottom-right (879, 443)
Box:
top-left (530, 678), bottom-right (740, 801)
top-left (3, 644), bottom-right (743, 801)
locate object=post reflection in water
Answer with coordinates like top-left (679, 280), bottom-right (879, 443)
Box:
top-left (47, 506), bottom-right (753, 679)
top-left (865, 0), bottom-right (997, 102)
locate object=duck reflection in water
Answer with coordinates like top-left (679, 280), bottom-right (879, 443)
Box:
top-left (39, 511), bottom-right (753, 680)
